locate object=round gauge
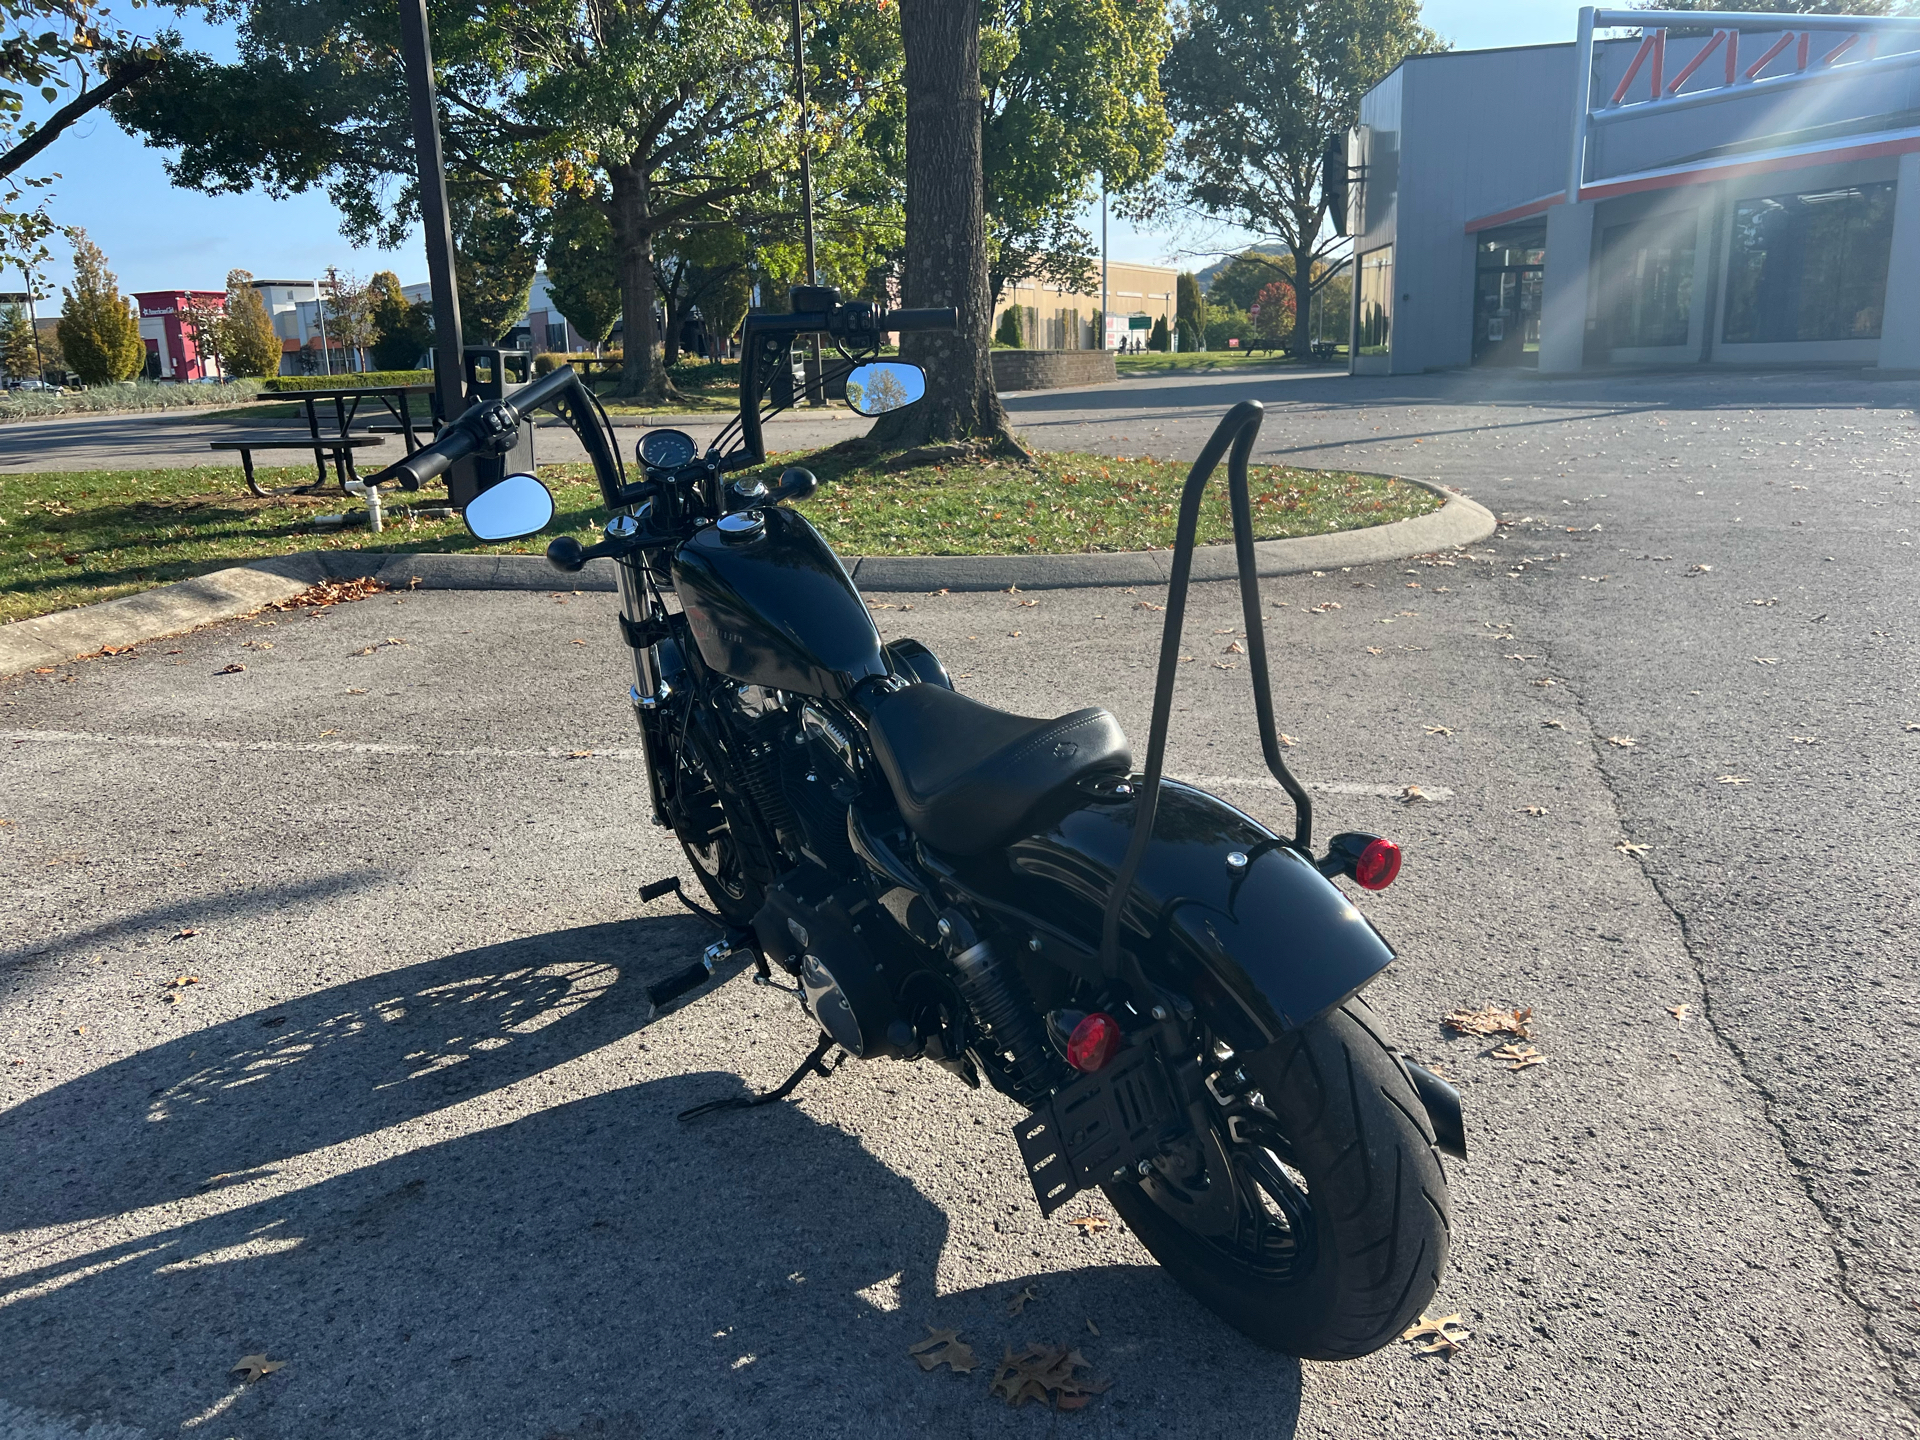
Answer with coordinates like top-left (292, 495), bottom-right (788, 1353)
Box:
top-left (638, 428), bottom-right (698, 470)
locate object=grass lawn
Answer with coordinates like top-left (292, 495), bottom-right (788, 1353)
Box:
top-left (1112, 349), bottom-right (1343, 376)
top-left (0, 448), bottom-right (1438, 624)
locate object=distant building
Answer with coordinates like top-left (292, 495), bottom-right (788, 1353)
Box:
top-left (991, 260), bottom-right (1179, 350)
top-left (1347, 11), bottom-right (1920, 374)
top-left (249, 279), bottom-right (353, 376)
top-left (133, 290), bottom-right (225, 381)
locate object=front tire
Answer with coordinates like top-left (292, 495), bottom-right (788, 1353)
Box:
top-left (1104, 998), bottom-right (1451, 1360)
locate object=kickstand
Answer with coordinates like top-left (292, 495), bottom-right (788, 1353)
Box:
top-left (678, 1035), bottom-right (844, 1122)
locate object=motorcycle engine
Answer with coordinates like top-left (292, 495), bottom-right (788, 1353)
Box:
top-left (753, 876), bottom-right (915, 1059)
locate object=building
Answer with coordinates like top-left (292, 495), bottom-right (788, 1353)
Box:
top-left (992, 259), bottom-right (1179, 350)
top-left (133, 290), bottom-right (225, 381)
top-left (1347, 9), bottom-right (1920, 375)
top-left (250, 279), bottom-right (352, 375)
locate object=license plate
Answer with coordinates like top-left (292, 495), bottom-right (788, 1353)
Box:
top-left (1012, 1046), bottom-right (1182, 1216)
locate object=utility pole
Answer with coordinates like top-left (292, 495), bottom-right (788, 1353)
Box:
top-left (792, 0), bottom-right (823, 402)
top-left (1100, 181), bottom-right (1109, 352)
top-left (398, 0), bottom-right (467, 446)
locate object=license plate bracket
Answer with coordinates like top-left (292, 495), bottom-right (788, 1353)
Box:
top-left (1012, 1045), bottom-right (1183, 1216)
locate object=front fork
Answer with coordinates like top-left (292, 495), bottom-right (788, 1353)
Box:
top-left (617, 554), bottom-right (676, 829)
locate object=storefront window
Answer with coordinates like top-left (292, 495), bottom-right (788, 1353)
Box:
top-left (1473, 225), bottom-right (1546, 366)
top-left (1357, 246), bottom-right (1393, 356)
top-left (1723, 182), bottom-right (1895, 344)
top-left (1600, 209), bottom-right (1696, 349)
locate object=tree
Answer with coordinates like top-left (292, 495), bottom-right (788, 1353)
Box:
top-left (179, 292), bottom-right (226, 377)
top-left (454, 195), bottom-right (537, 347)
top-left (368, 269), bottom-right (431, 371)
top-left (1148, 313), bottom-right (1169, 351)
top-left (0, 301), bottom-right (36, 378)
top-left (656, 223), bottom-right (750, 365)
top-left (544, 197), bottom-right (621, 354)
top-left (994, 306), bottom-right (1023, 348)
top-left (322, 267), bottom-right (377, 372)
top-left (866, 0), bottom-right (1018, 454)
top-left (1249, 278), bottom-right (1294, 352)
top-left (54, 227), bottom-right (141, 384)
top-left (110, 0), bottom-right (787, 402)
top-left (1177, 269), bottom-right (1205, 331)
top-left (1161, 0), bottom-right (1438, 357)
top-left (1207, 250), bottom-right (1292, 311)
top-left (221, 269), bottom-right (283, 377)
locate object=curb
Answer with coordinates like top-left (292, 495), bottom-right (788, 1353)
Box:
top-left (1, 487), bottom-right (1493, 676)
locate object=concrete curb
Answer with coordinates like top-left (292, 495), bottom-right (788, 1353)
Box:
top-left (1, 487), bottom-right (1492, 675)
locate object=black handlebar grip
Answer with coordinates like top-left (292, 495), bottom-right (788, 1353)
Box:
top-left (546, 536), bottom-right (587, 572)
top-left (883, 307), bottom-right (960, 333)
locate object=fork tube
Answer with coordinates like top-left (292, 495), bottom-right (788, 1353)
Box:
top-left (1098, 400), bottom-right (1313, 988)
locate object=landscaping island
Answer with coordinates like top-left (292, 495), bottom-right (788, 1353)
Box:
top-left (0, 450), bottom-right (1437, 624)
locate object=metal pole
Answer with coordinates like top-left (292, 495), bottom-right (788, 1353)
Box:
top-left (791, 0), bottom-right (822, 401)
top-left (315, 276), bottom-right (332, 376)
top-left (398, 0), bottom-right (467, 434)
top-left (1568, 6), bottom-right (1596, 203)
top-left (1101, 181), bottom-right (1109, 350)
top-left (21, 269), bottom-right (42, 379)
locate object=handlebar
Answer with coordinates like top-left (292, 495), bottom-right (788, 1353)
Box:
top-left (884, 308), bottom-right (960, 332)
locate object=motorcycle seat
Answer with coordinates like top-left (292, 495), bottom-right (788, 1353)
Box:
top-left (865, 681), bottom-right (1130, 856)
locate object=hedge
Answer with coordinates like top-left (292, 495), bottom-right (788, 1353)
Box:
top-left (262, 370), bottom-right (432, 392)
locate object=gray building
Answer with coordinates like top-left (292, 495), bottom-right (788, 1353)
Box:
top-left (1348, 7), bottom-right (1920, 375)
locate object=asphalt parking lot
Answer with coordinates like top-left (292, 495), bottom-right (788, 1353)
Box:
top-left (4, 366), bottom-right (1919, 1438)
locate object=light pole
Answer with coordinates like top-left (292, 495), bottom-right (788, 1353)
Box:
top-left (792, 0), bottom-right (822, 401)
top-left (1100, 180), bottom-right (1109, 352)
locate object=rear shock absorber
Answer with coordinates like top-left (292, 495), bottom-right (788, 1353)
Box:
top-left (938, 910), bottom-right (1058, 1105)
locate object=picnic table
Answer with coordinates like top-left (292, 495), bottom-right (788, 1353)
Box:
top-left (217, 381), bottom-right (437, 497)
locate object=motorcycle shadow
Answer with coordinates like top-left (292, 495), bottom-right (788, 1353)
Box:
top-left (0, 929), bottom-right (1307, 1438)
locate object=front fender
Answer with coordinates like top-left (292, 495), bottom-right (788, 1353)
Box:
top-left (984, 778), bottom-right (1395, 1054)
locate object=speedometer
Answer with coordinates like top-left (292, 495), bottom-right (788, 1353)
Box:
top-left (638, 428), bottom-right (698, 470)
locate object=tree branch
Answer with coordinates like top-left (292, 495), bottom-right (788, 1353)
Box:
top-left (0, 56), bottom-right (158, 181)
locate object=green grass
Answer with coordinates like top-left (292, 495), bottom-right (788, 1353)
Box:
top-left (0, 379), bottom-right (267, 425)
top-left (1113, 349), bottom-right (1342, 376)
top-left (762, 446), bottom-right (1437, 557)
top-left (0, 447), bottom-right (1437, 624)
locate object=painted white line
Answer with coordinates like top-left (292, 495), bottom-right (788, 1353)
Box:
top-left (3, 731), bottom-right (1450, 799)
top-left (0, 729), bottom-right (646, 762)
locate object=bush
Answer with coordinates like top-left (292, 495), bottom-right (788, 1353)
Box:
top-left (994, 307), bottom-right (1024, 348)
top-left (1203, 304), bottom-right (1251, 353)
top-left (261, 369), bottom-right (432, 392)
top-left (1176, 317), bottom-right (1201, 351)
top-left (1148, 315), bottom-right (1170, 352)
top-left (0, 378), bottom-right (264, 423)
top-left (534, 351), bottom-right (621, 376)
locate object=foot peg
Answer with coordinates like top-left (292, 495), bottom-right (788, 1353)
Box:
top-left (647, 932), bottom-right (753, 1013)
top-left (640, 874), bottom-right (722, 926)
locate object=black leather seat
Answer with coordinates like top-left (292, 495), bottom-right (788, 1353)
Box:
top-left (865, 682), bottom-right (1130, 856)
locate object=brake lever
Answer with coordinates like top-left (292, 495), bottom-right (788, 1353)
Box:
top-left (547, 532), bottom-right (639, 573)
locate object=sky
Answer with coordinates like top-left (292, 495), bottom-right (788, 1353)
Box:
top-left (17, 0), bottom-right (1594, 301)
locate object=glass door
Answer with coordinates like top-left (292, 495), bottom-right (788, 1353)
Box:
top-left (1473, 225), bottom-right (1546, 367)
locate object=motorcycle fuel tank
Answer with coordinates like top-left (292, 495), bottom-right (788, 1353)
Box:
top-left (672, 506), bottom-right (888, 700)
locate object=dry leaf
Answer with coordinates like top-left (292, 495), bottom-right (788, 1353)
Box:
top-left (1223, 640), bottom-right (1245, 654)
top-left (351, 646), bottom-right (376, 656)
top-left (1542, 718), bottom-right (1566, 729)
top-left (567, 751), bottom-right (593, 760)
top-left (1616, 839), bottom-right (1649, 855)
top-left (1667, 1003), bottom-right (1689, 1023)
top-left (1522, 805), bottom-right (1548, 816)
top-left (572, 639), bottom-right (587, 646)
top-left (1531, 678), bottom-right (1557, 687)
top-left (1607, 735), bottom-right (1637, 748)
top-left (346, 687), bottom-right (368, 695)
top-left (231, 1355), bottom-right (285, 1383)
top-left (1424, 725), bottom-right (1453, 736)
top-left (907, 1327), bottom-right (977, 1375)
top-left (1717, 775), bottom-right (1750, 785)
top-left (1278, 734), bottom-right (1298, 747)
top-left (1085, 1319), bottom-right (1100, 1336)
top-left (1007, 1285), bottom-right (1039, 1316)
top-left (990, 1345), bottom-right (1111, 1410)
top-left (173, 928), bottom-right (199, 941)
top-left (215, 663), bottom-right (246, 675)
top-left (1014, 598), bottom-right (1038, 608)
top-left (1401, 1314), bottom-right (1472, 1356)
top-left (1068, 1215), bottom-right (1109, 1236)
top-left (1791, 735), bottom-right (1818, 743)
top-left (1133, 600), bottom-right (1164, 611)
top-left (1399, 784), bottom-right (1430, 803)
top-left (1444, 1005), bottom-right (1532, 1040)
top-left (1686, 563), bottom-right (1712, 576)
top-left (1752, 657), bottom-right (1779, 666)
top-left (1490, 1042), bottom-right (1545, 1070)
top-left (1365, 646), bottom-right (1384, 656)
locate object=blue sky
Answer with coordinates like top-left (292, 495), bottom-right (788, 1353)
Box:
top-left (19, 0), bottom-right (1591, 299)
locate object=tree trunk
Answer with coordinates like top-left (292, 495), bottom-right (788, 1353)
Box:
top-left (1287, 223), bottom-right (1317, 360)
top-left (608, 162), bottom-right (679, 402)
top-left (867, 0), bottom-right (1021, 455)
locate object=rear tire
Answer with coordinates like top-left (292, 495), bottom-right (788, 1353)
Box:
top-left (1104, 998), bottom-right (1450, 1360)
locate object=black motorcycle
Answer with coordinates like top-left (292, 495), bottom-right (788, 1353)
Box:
top-left (376, 287), bottom-right (1465, 1360)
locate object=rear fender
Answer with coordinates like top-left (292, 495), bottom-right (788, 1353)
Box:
top-left (989, 778), bottom-right (1395, 1054)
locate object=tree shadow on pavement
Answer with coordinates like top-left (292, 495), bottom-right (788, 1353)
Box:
top-left (1, 915), bottom-right (712, 1233)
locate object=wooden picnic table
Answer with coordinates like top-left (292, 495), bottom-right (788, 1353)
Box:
top-left (224, 381), bottom-right (437, 497)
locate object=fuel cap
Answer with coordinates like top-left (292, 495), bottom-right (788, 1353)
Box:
top-left (716, 509), bottom-right (765, 541)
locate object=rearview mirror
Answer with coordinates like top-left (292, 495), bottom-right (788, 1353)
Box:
top-left (464, 472), bottom-right (555, 541)
top-left (844, 361), bottom-right (926, 417)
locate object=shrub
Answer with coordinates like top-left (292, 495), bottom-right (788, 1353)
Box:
top-left (262, 369), bottom-right (432, 392)
top-left (1148, 315), bottom-right (1170, 352)
top-left (993, 307), bottom-right (1024, 348)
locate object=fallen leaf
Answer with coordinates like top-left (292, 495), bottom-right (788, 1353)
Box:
top-left (1717, 775), bottom-right (1750, 785)
top-left (1223, 640), bottom-right (1245, 654)
top-left (1607, 735), bottom-right (1637, 748)
top-left (1009, 630), bottom-right (1022, 638)
top-left (567, 751), bottom-right (593, 760)
top-left (346, 688), bottom-right (369, 695)
top-left (1616, 839), bottom-right (1649, 855)
top-left (1014, 598), bottom-right (1038, 608)
top-left (1686, 563), bottom-right (1712, 576)
top-left (1085, 1319), bottom-right (1100, 1336)
top-left (1443, 1005), bottom-right (1533, 1040)
top-left (231, 1355), bottom-right (285, 1383)
top-left (572, 639), bottom-right (587, 646)
top-left (1007, 1285), bottom-right (1039, 1316)
top-left (1424, 725), bottom-right (1453, 736)
top-left (907, 1327), bottom-right (977, 1375)
top-left (215, 664), bottom-right (246, 676)
top-left (1365, 646), bottom-right (1384, 656)
top-left (1791, 735), bottom-right (1818, 743)
top-left (173, 928), bottom-right (199, 941)
top-left (1307, 601), bottom-right (1342, 614)
top-left (1133, 600), bottom-right (1164, 611)
top-left (1401, 1314), bottom-right (1472, 1356)
top-left (1522, 805), bottom-right (1548, 816)
top-left (1489, 1042), bottom-right (1545, 1070)
top-left (1542, 718), bottom-right (1566, 729)
top-left (1752, 657), bottom-right (1779, 666)
top-left (1068, 1215), bottom-right (1109, 1237)
top-left (1531, 677), bottom-right (1557, 687)
top-left (990, 1345), bottom-right (1111, 1410)
top-left (351, 646), bottom-right (376, 656)
top-left (1667, 1003), bottom-right (1689, 1023)
top-left (1278, 733), bottom-right (1298, 747)
top-left (1399, 784), bottom-right (1430, 803)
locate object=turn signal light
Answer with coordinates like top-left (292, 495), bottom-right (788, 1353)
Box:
top-left (1067, 1011), bottom-right (1123, 1072)
top-left (1354, 837), bottom-right (1402, 890)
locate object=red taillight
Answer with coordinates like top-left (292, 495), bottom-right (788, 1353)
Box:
top-left (1067, 1012), bottom-right (1123, 1072)
top-left (1354, 837), bottom-right (1402, 890)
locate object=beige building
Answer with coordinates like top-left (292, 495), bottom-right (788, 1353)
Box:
top-left (992, 259), bottom-right (1179, 349)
